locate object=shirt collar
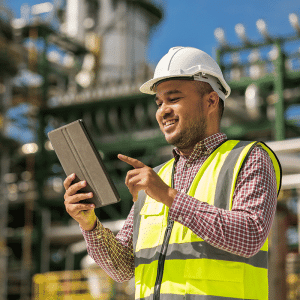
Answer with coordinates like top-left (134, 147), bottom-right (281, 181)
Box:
top-left (172, 132), bottom-right (227, 161)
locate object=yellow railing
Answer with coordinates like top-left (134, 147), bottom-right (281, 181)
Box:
top-left (32, 269), bottom-right (134, 300)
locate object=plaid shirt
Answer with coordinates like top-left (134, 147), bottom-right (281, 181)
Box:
top-left (82, 133), bottom-right (278, 282)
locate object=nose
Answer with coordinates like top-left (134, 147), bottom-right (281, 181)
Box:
top-left (159, 103), bottom-right (172, 118)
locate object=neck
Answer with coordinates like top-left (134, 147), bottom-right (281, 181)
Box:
top-left (178, 147), bottom-right (194, 157)
top-left (176, 131), bottom-right (221, 157)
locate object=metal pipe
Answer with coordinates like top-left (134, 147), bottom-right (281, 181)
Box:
top-left (266, 138), bottom-right (300, 154)
top-left (40, 209), bottom-right (51, 273)
top-left (273, 41), bottom-right (285, 140)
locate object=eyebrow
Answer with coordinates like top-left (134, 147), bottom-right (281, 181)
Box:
top-left (154, 89), bottom-right (183, 101)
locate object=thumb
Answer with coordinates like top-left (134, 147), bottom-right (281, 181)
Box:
top-left (132, 194), bottom-right (138, 202)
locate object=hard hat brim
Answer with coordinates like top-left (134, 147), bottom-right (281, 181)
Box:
top-left (140, 74), bottom-right (196, 95)
top-left (140, 73), bottom-right (231, 99)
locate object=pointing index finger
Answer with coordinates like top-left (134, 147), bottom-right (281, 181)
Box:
top-left (118, 154), bottom-right (145, 169)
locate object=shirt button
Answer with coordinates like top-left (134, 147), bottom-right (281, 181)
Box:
top-left (178, 216), bottom-right (183, 222)
top-left (186, 163), bottom-right (191, 168)
top-left (181, 189), bottom-right (185, 193)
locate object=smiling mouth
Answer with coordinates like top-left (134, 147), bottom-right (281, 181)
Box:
top-left (163, 119), bottom-right (178, 128)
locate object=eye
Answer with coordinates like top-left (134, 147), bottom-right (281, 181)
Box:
top-left (170, 97), bottom-right (181, 102)
top-left (156, 101), bottom-right (162, 108)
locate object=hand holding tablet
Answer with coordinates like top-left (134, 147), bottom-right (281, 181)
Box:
top-left (48, 119), bottom-right (121, 209)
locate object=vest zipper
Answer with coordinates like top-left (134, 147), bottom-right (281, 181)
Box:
top-left (153, 218), bottom-right (174, 300)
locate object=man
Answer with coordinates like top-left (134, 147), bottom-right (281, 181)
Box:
top-left (64, 47), bottom-right (281, 300)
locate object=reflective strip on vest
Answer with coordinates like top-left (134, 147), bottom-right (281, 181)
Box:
top-left (136, 294), bottom-right (258, 300)
top-left (135, 241), bottom-right (268, 269)
top-left (133, 140), bottom-right (282, 300)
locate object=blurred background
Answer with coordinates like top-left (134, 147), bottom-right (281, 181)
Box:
top-left (0, 0), bottom-right (300, 299)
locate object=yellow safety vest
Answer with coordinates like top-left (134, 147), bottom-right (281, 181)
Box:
top-left (133, 140), bottom-right (282, 300)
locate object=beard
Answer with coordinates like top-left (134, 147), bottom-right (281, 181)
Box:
top-left (165, 116), bottom-right (207, 151)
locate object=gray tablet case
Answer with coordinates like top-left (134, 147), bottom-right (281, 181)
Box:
top-left (48, 119), bottom-right (121, 208)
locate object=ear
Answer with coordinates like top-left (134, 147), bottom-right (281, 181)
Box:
top-left (207, 91), bottom-right (219, 114)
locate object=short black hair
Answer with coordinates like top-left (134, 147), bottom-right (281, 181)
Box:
top-left (219, 99), bottom-right (224, 120)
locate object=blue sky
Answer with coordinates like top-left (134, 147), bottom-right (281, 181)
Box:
top-left (6, 0), bottom-right (300, 63)
top-left (148, 0), bottom-right (300, 63)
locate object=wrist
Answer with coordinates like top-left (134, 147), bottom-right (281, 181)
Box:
top-left (164, 187), bottom-right (178, 207)
top-left (80, 218), bottom-right (97, 231)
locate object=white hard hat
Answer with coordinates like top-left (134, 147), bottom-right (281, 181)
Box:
top-left (140, 46), bottom-right (231, 100)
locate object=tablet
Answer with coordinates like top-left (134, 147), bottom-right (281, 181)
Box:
top-left (48, 119), bottom-right (121, 208)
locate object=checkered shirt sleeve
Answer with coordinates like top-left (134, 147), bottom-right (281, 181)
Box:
top-left (81, 206), bottom-right (135, 282)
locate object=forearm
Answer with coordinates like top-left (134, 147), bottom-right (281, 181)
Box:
top-left (81, 219), bottom-right (134, 282)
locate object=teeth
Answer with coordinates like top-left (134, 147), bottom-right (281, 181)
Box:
top-left (165, 120), bottom-right (176, 126)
